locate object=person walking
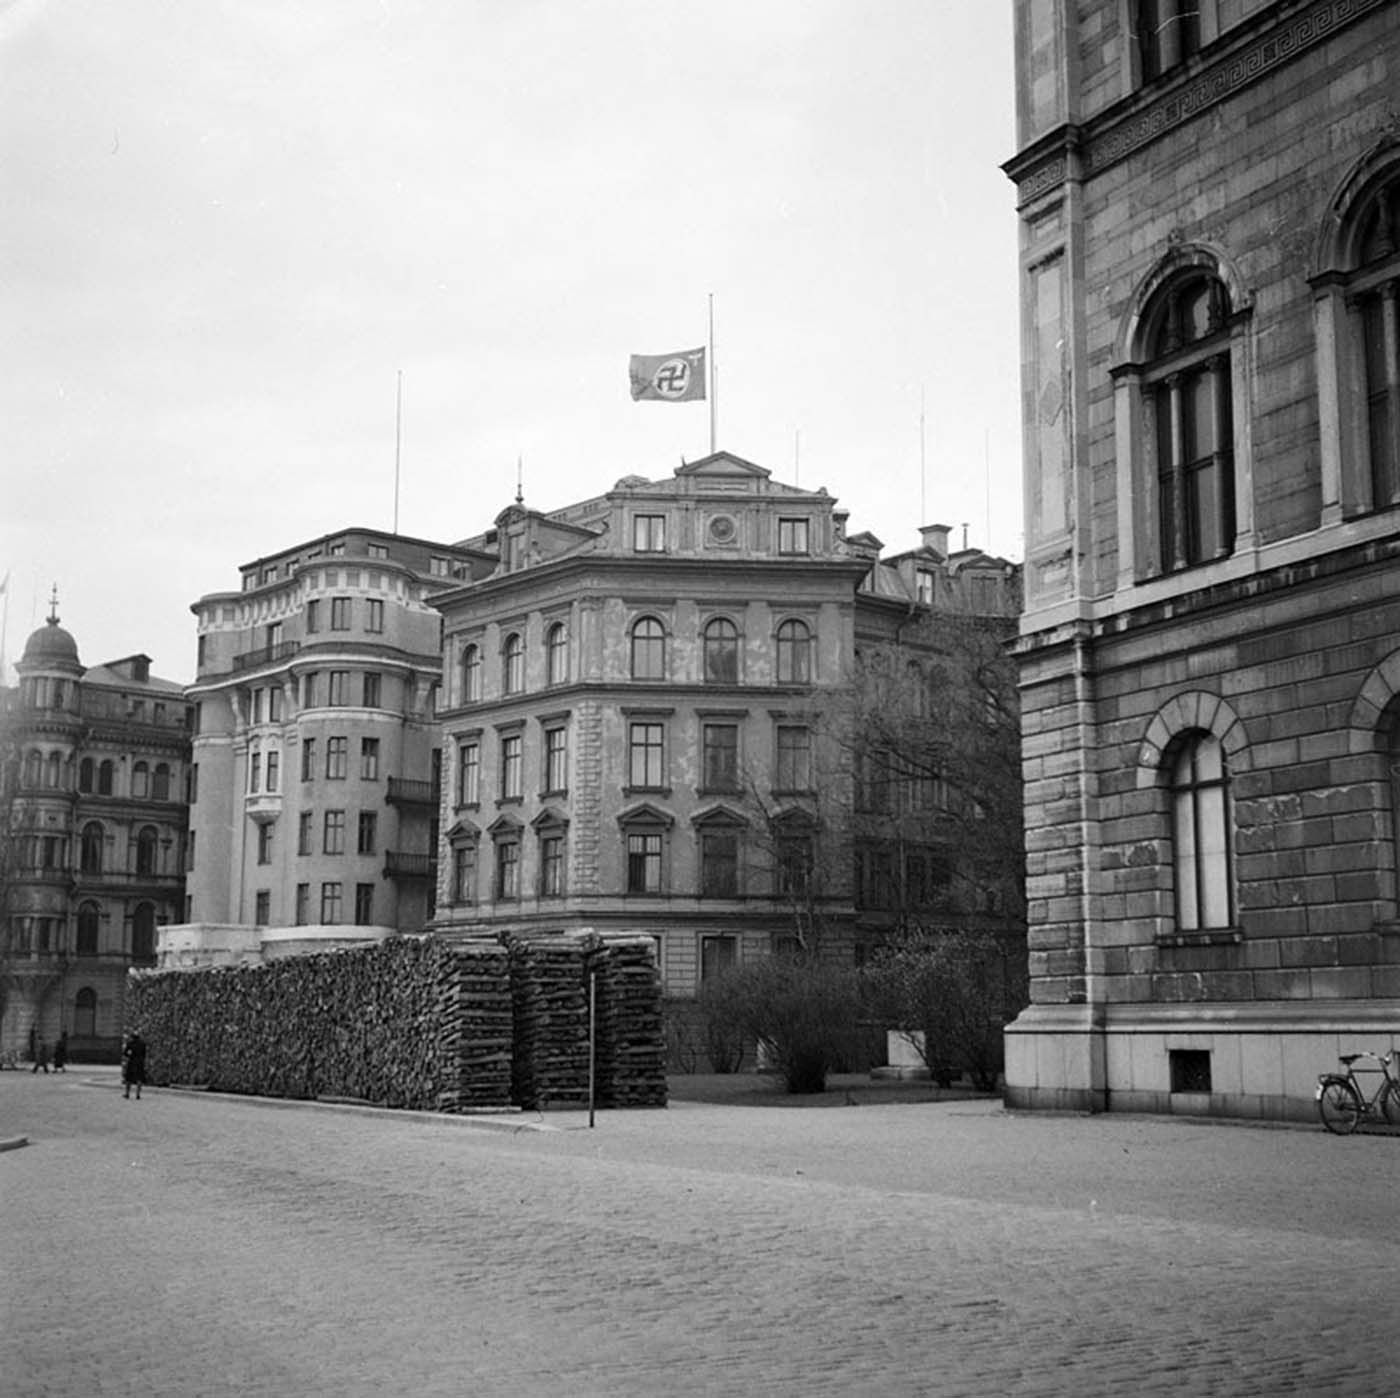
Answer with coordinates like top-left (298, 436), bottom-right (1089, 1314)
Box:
top-left (122, 1032), bottom-right (147, 1100)
top-left (52, 1031), bottom-right (69, 1073)
top-left (31, 1037), bottom-right (49, 1074)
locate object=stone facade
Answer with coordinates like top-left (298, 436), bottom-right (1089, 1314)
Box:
top-left (1005, 0), bottom-right (1400, 1116)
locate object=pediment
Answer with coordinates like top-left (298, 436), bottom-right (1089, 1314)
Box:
top-left (674, 451), bottom-right (771, 481)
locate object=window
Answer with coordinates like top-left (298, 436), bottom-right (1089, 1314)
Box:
top-left (80, 822), bottom-right (104, 875)
top-left (135, 826), bottom-right (159, 877)
top-left (539, 832), bottom-right (565, 897)
top-left (303, 672), bottom-right (322, 708)
top-left (252, 689), bottom-right (266, 725)
top-left (544, 726), bottom-right (568, 794)
top-left (267, 621), bottom-right (284, 650)
top-left (330, 597), bottom-right (351, 631)
top-left (98, 760), bottom-right (114, 795)
top-left (362, 673), bottom-right (381, 708)
top-left (306, 599), bottom-right (321, 634)
top-left (249, 749), bottom-right (262, 795)
top-left (700, 933), bottom-right (737, 982)
top-left (461, 644), bottom-right (482, 702)
top-left (776, 619), bottom-right (813, 684)
top-left (265, 750), bottom-right (279, 793)
top-left (254, 890), bottom-right (271, 927)
top-left (631, 617), bottom-right (666, 680)
top-left (328, 671), bottom-right (350, 705)
top-left (916, 570), bottom-right (936, 606)
top-left (354, 883), bottom-right (375, 926)
top-left (503, 632), bottom-right (524, 695)
top-left (546, 623), bottom-right (568, 686)
top-left (633, 514), bottom-right (666, 552)
top-left (776, 829), bottom-right (815, 897)
top-left (267, 688), bottom-right (284, 724)
top-left (703, 618), bottom-right (739, 684)
top-left (257, 823), bottom-right (273, 865)
top-left (75, 987), bottom-right (97, 1038)
top-left (628, 721), bottom-right (665, 789)
top-left (626, 832), bottom-right (663, 894)
top-left (365, 598), bottom-right (385, 633)
top-left (132, 761), bottom-right (149, 798)
top-left (458, 741), bottom-right (480, 806)
top-left (494, 834), bottom-right (520, 900)
top-left (301, 739), bottom-right (316, 781)
top-left (700, 827), bottom-right (740, 898)
top-left (320, 882), bottom-right (343, 924)
top-left (324, 810), bottom-right (346, 855)
top-left (1134, 0), bottom-right (1200, 83)
top-left (452, 841), bottom-right (478, 902)
top-left (430, 556), bottom-right (450, 576)
top-left (78, 758), bottom-right (94, 793)
top-left (1170, 732), bottom-right (1233, 932)
top-left (188, 764), bottom-right (199, 804)
top-left (778, 517), bottom-right (810, 554)
top-left (1353, 177), bottom-right (1400, 509)
top-left (326, 737), bottom-right (348, 779)
top-left (701, 723), bottom-right (739, 792)
top-left (360, 737), bottom-right (380, 780)
top-left (775, 725), bottom-right (812, 792)
top-left (77, 903), bottom-right (100, 956)
top-left (131, 903), bottom-right (157, 962)
top-left (500, 732), bottom-right (523, 800)
top-left (368, 543), bottom-right (389, 560)
top-left (298, 811), bottom-right (313, 855)
top-left (357, 811), bottom-right (377, 855)
top-left (295, 883), bottom-right (310, 925)
top-left (1141, 273), bottom-right (1235, 572)
top-left (185, 830), bottom-right (196, 871)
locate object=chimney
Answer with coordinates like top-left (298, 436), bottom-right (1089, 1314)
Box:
top-left (919, 523), bottom-right (951, 558)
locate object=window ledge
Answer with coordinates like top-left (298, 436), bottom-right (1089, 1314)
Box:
top-left (1155, 929), bottom-right (1242, 948)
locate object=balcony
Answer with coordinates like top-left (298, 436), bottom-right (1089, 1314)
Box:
top-left (383, 850), bottom-right (435, 879)
top-left (245, 791), bottom-right (283, 824)
top-left (232, 640), bottom-right (300, 673)
top-left (386, 777), bottom-right (439, 807)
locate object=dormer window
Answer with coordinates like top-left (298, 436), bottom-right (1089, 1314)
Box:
top-left (633, 515), bottom-right (666, 552)
top-left (778, 518), bottom-right (810, 555)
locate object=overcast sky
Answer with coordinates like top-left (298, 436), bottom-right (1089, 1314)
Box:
top-left (1, 0), bottom-right (1020, 685)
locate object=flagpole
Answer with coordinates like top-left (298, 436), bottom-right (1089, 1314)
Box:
top-left (708, 293), bottom-right (716, 455)
top-left (0, 575), bottom-right (8, 689)
top-left (392, 369), bottom-right (403, 535)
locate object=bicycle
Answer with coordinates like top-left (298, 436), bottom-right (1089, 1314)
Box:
top-left (1315, 1050), bottom-right (1400, 1134)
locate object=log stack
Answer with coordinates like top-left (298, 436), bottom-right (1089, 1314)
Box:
top-left (505, 933), bottom-right (591, 1110)
top-left (585, 935), bottom-right (668, 1108)
top-left (439, 941), bottom-right (514, 1111)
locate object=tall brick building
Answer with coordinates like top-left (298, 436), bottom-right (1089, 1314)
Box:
top-left (1004, 0), bottom-right (1400, 1116)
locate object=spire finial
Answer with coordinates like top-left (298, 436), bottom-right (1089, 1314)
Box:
top-left (47, 584), bottom-right (60, 624)
top-left (515, 453), bottom-right (524, 506)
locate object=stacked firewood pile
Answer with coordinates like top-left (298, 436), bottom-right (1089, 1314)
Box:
top-left (442, 940), bottom-right (514, 1111)
top-left (505, 933), bottom-right (591, 1110)
top-left (584, 935), bottom-right (668, 1108)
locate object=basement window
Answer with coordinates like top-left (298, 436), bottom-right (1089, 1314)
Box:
top-left (1169, 1049), bottom-right (1212, 1094)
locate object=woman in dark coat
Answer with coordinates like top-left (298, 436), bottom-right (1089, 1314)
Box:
top-left (122, 1032), bottom-right (147, 1100)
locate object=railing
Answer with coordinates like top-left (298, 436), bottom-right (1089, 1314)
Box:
top-left (231, 640), bottom-right (300, 673)
top-left (386, 777), bottom-right (438, 806)
top-left (383, 851), bottom-right (435, 879)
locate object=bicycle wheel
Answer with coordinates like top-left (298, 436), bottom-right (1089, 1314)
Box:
top-left (1380, 1079), bottom-right (1400, 1129)
top-left (1318, 1076), bottom-right (1362, 1135)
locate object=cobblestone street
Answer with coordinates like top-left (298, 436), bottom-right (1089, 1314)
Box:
top-left (2, 1070), bottom-right (1395, 1397)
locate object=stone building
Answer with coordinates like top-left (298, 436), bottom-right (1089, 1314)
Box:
top-left (1, 606), bottom-right (191, 1062)
top-left (429, 452), bottom-right (1019, 1006)
top-left (172, 528), bottom-right (474, 968)
top-left (1004, 0), bottom-right (1400, 1116)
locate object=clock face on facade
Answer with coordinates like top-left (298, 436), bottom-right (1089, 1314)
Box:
top-left (708, 515), bottom-right (737, 545)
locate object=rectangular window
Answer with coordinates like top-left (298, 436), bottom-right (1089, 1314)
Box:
top-left (368, 543), bottom-right (389, 560)
top-left (626, 832), bottom-right (663, 893)
top-left (302, 672), bottom-right (320, 708)
top-left (776, 834), bottom-right (814, 897)
top-left (775, 726), bottom-right (811, 792)
top-left (495, 838), bottom-right (520, 900)
top-left (254, 890), bottom-right (270, 927)
top-left (189, 763), bottom-right (199, 804)
top-left (323, 809), bottom-right (346, 855)
top-left (778, 517), bottom-right (810, 554)
top-left (326, 737), bottom-right (348, 780)
top-left (298, 811), bottom-right (313, 855)
top-left (268, 688), bottom-right (283, 722)
top-left (257, 824), bottom-right (273, 866)
top-left (500, 733), bottom-right (523, 800)
top-left (362, 672), bottom-right (381, 707)
top-left (249, 751), bottom-right (262, 794)
top-left (700, 933), bottom-right (737, 982)
top-left (452, 843), bottom-right (477, 902)
top-left (295, 883), bottom-right (310, 926)
top-left (320, 882), bottom-right (343, 924)
top-left (330, 597), bottom-right (351, 630)
top-left (458, 741), bottom-right (480, 805)
top-left (365, 598), bottom-right (385, 633)
top-left (305, 599), bottom-right (320, 634)
top-left (633, 514), bottom-right (666, 552)
top-left (265, 750), bottom-right (280, 793)
top-left (301, 738), bottom-right (316, 781)
top-left (540, 833), bottom-right (564, 896)
top-left (354, 883), bottom-right (375, 926)
top-left (700, 829), bottom-right (739, 898)
top-left (544, 726), bottom-right (568, 794)
top-left (628, 722), bottom-right (665, 789)
top-left (916, 571), bottom-right (935, 605)
top-left (252, 689), bottom-right (266, 724)
top-left (328, 671), bottom-right (350, 705)
top-left (430, 556), bottom-right (450, 576)
top-left (185, 830), bottom-right (196, 872)
top-left (357, 811), bottom-right (377, 855)
top-left (360, 737), bottom-right (380, 781)
top-left (701, 722), bottom-right (739, 792)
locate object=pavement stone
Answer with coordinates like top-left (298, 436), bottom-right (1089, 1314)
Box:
top-left (0, 1070), bottom-right (1396, 1397)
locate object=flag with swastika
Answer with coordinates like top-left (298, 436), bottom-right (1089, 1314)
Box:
top-left (629, 348), bottom-right (706, 402)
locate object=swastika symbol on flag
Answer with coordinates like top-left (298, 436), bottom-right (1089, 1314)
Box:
top-left (652, 358), bottom-right (693, 398)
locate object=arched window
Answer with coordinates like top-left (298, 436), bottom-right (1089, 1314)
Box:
top-left (776, 619), bottom-right (813, 684)
top-left (77, 902), bottom-right (100, 956)
top-left (545, 622), bottom-right (568, 687)
top-left (98, 760), bottom-right (114, 795)
top-left (46, 751), bottom-right (63, 788)
top-left (131, 903), bottom-right (157, 962)
top-left (1354, 176), bottom-right (1400, 509)
top-left (630, 617), bottom-right (666, 681)
top-left (152, 763), bottom-right (171, 800)
top-left (74, 987), bottom-right (97, 1038)
top-left (1169, 732), bottom-right (1233, 932)
top-left (461, 643), bottom-right (482, 703)
top-left (703, 617), bottom-right (739, 685)
top-left (80, 822), bottom-right (104, 875)
top-left (1140, 272), bottom-right (1235, 572)
top-left (132, 761), bottom-right (149, 798)
top-left (502, 632), bottom-right (525, 695)
top-left (79, 758), bottom-right (95, 793)
top-left (135, 826), bottom-right (159, 878)
top-left (24, 749), bottom-right (42, 788)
